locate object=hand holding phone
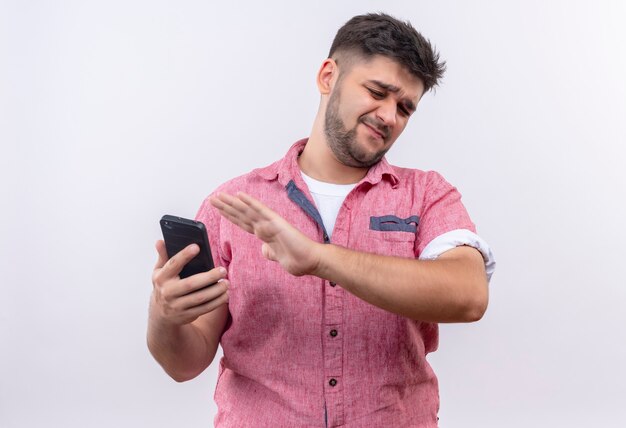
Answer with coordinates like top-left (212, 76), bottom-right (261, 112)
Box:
top-left (150, 215), bottom-right (228, 327)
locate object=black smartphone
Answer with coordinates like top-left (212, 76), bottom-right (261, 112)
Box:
top-left (160, 215), bottom-right (215, 279)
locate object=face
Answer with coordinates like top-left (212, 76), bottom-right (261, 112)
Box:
top-left (323, 55), bottom-right (425, 168)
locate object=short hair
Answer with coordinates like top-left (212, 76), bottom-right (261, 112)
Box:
top-left (328, 13), bottom-right (446, 92)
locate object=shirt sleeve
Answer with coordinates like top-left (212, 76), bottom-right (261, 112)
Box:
top-left (419, 229), bottom-right (496, 281)
top-left (415, 172), bottom-right (496, 281)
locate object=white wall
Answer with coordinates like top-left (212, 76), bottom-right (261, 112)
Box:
top-left (1, 1), bottom-right (625, 426)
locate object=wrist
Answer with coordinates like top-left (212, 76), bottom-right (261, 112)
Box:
top-left (310, 241), bottom-right (334, 279)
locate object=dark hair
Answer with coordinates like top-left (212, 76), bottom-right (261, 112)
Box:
top-left (328, 13), bottom-right (446, 92)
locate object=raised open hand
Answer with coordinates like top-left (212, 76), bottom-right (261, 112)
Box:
top-left (210, 192), bottom-right (323, 277)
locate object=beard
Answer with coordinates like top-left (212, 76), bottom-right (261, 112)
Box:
top-left (323, 89), bottom-right (390, 168)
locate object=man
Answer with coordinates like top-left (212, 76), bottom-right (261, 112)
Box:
top-left (148, 13), bottom-right (495, 427)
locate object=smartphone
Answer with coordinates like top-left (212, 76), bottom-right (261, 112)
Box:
top-left (160, 215), bottom-right (215, 279)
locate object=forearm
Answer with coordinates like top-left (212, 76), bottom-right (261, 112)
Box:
top-left (147, 301), bottom-right (219, 382)
top-left (313, 244), bottom-right (488, 323)
top-left (210, 191), bottom-right (488, 322)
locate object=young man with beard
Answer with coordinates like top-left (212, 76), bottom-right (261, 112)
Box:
top-left (148, 13), bottom-right (495, 427)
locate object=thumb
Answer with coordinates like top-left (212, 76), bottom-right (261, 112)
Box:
top-left (261, 243), bottom-right (277, 261)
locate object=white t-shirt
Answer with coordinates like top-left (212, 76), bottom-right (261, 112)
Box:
top-left (300, 171), bottom-right (357, 239)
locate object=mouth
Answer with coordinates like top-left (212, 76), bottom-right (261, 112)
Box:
top-left (362, 122), bottom-right (386, 141)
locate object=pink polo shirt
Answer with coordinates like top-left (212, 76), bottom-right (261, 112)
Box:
top-left (196, 139), bottom-right (485, 427)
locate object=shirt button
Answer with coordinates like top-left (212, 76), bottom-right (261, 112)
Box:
top-left (323, 233), bottom-right (329, 242)
top-left (329, 281), bottom-right (336, 287)
top-left (330, 329), bottom-right (338, 337)
top-left (329, 378), bottom-right (337, 387)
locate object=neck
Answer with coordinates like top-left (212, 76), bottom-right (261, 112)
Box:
top-left (298, 115), bottom-right (367, 185)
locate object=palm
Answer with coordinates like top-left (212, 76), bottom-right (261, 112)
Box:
top-left (211, 192), bottom-right (320, 276)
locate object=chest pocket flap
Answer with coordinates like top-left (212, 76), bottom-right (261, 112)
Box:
top-left (369, 215), bottom-right (419, 233)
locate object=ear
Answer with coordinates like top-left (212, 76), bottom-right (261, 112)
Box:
top-left (316, 58), bottom-right (338, 95)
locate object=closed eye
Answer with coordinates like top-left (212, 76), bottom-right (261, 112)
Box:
top-left (367, 86), bottom-right (414, 118)
top-left (367, 87), bottom-right (385, 99)
top-left (398, 105), bottom-right (411, 117)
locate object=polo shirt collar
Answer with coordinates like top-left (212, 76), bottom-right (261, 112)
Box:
top-left (253, 138), bottom-right (399, 188)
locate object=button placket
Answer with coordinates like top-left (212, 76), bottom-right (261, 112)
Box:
top-left (323, 282), bottom-right (344, 425)
top-left (322, 189), bottom-right (354, 428)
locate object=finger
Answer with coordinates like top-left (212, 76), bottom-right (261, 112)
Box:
top-left (184, 288), bottom-right (230, 319)
top-left (154, 240), bottom-right (168, 269)
top-left (210, 192), bottom-right (235, 209)
top-left (212, 202), bottom-right (254, 233)
top-left (212, 192), bottom-right (244, 209)
top-left (210, 195), bottom-right (255, 233)
top-left (177, 279), bottom-right (229, 310)
top-left (216, 197), bottom-right (251, 223)
top-left (223, 213), bottom-right (255, 234)
top-left (211, 194), bottom-right (246, 221)
top-left (176, 266), bottom-right (228, 297)
top-left (217, 192), bottom-right (260, 222)
top-left (261, 243), bottom-right (277, 261)
top-left (238, 192), bottom-right (296, 236)
top-left (237, 192), bottom-right (275, 218)
top-left (160, 243), bottom-right (200, 278)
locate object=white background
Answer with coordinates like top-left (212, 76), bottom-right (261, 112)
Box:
top-left (1, 1), bottom-right (625, 427)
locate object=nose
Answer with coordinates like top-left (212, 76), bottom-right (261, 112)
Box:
top-left (375, 99), bottom-right (397, 127)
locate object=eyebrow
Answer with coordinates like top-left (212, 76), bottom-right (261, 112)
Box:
top-left (367, 80), bottom-right (417, 112)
